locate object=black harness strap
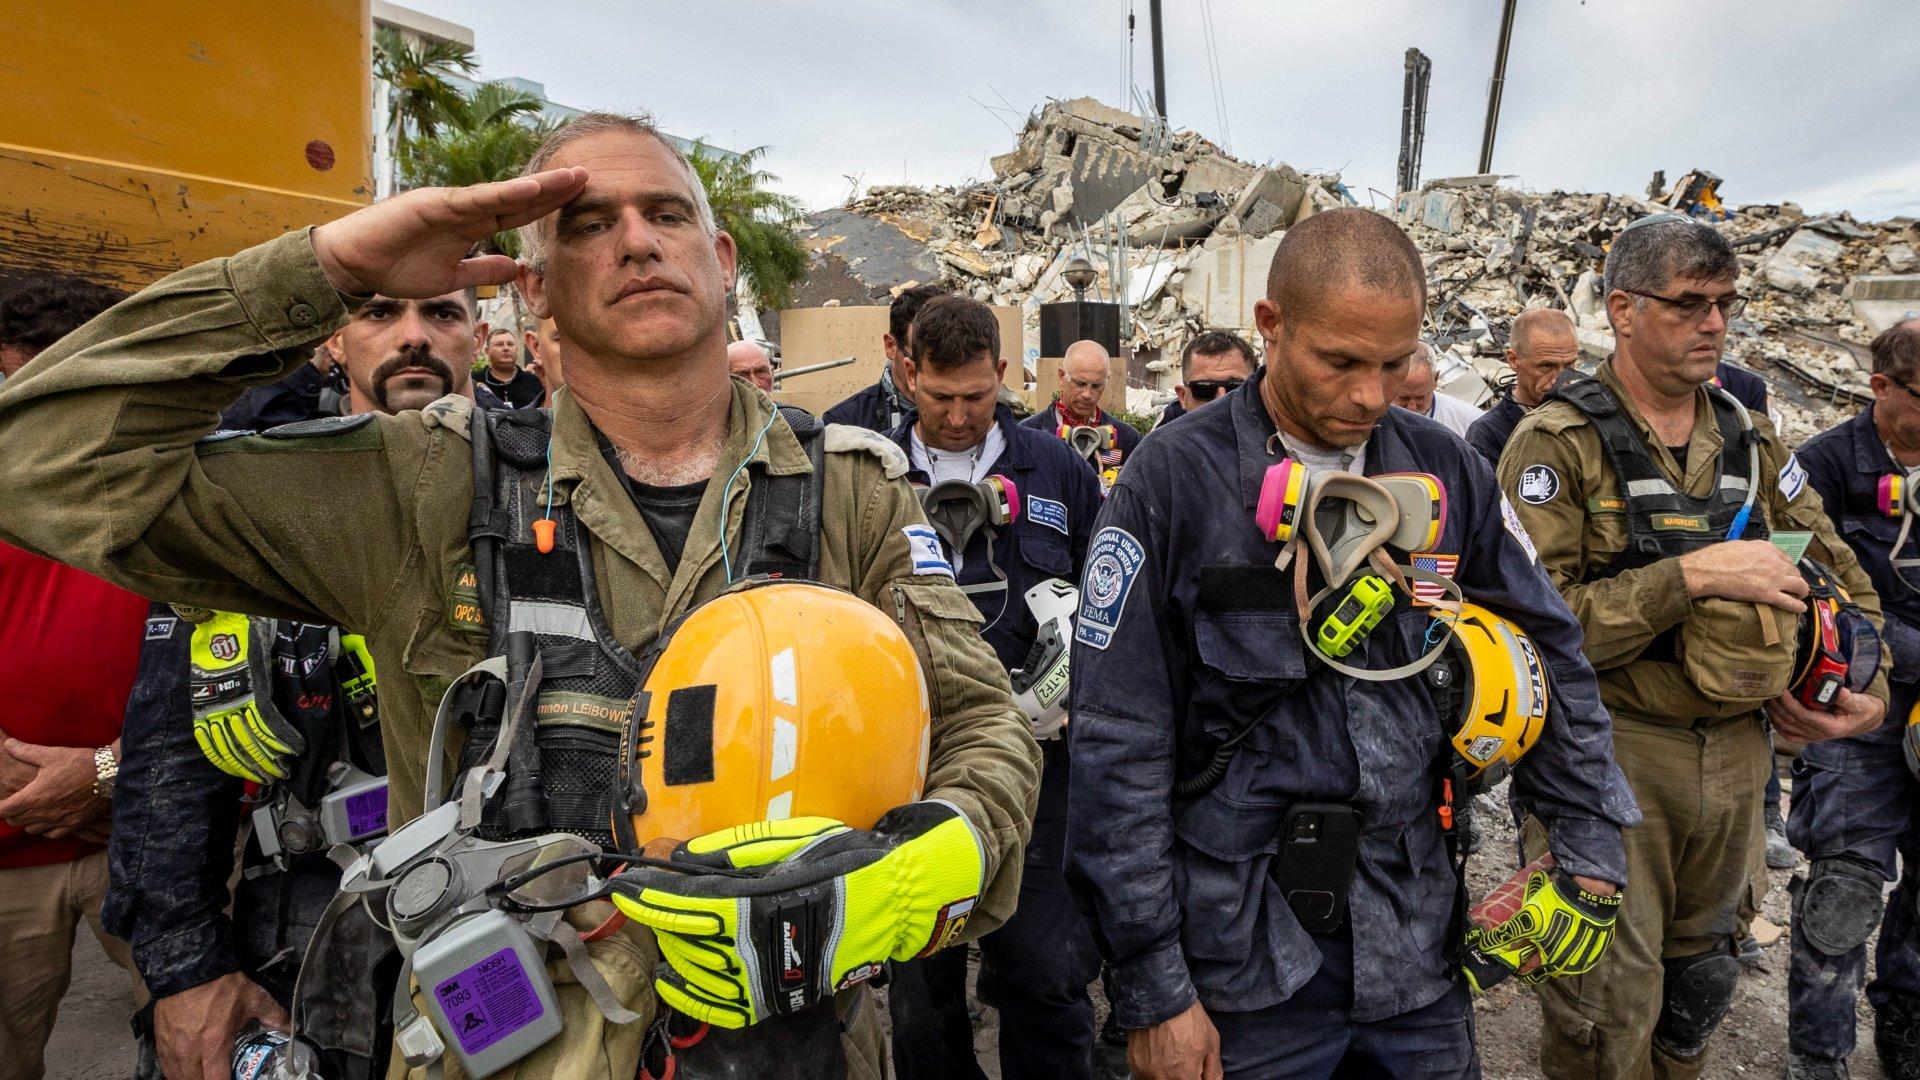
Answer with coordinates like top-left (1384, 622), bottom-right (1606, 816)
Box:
top-left (739, 406), bottom-right (826, 580)
top-left (1552, 372), bottom-right (1763, 582)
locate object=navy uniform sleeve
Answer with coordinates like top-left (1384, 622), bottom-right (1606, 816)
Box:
top-left (1065, 477), bottom-right (1194, 1029)
top-left (1066, 449), bottom-right (1105, 574)
top-left (1452, 452), bottom-right (1641, 885)
top-left (1804, 434), bottom-right (1920, 681)
top-left (102, 605), bottom-right (247, 998)
top-left (1113, 418), bottom-right (1143, 459)
top-left (1465, 409), bottom-right (1503, 468)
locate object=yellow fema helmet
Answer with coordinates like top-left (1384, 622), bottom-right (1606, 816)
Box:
top-left (611, 580), bottom-right (931, 853)
top-left (1421, 602), bottom-right (1550, 795)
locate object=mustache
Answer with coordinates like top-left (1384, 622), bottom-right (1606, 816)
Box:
top-left (370, 346), bottom-right (456, 407)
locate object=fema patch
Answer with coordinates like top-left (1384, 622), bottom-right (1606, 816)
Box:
top-left (903, 524), bottom-right (954, 578)
top-left (145, 616), bottom-right (177, 641)
top-left (1518, 464), bottom-right (1560, 505)
top-left (1026, 496), bottom-right (1069, 536)
top-left (1779, 453), bottom-right (1809, 502)
top-left (1076, 527), bottom-right (1146, 651)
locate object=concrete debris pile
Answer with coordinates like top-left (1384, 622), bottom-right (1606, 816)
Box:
top-left (788, 95), bottom-right (1919, 443)
top-left (790, 96), bottom-right (1354, 383)
top-left (1396, 176), bottom-right (1920, 444)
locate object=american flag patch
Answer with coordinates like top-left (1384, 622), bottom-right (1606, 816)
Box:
top-left (1411, 553), bottom-right (1459, 607)
top-left (1097, 448), bottom-right (1122, 467)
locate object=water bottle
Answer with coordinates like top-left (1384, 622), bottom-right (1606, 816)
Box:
top-left (231, 1022), bottom-right (322, 1080)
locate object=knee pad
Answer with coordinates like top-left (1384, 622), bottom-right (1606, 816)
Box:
top-left (1797, 855), bottom-right (1886, 957)
top-left (1653, 947), bottom-right (1739, 1060)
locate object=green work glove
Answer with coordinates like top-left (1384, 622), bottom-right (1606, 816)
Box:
top-left (610, 802), bottom-right (985, 1029)
top-left (1467, 870), bottom-right (1620, 980)
top-left (187, 611), bottom-right (303, 783)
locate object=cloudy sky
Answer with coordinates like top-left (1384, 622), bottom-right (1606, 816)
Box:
top-left (407, 0), bottom-right (1920, 221)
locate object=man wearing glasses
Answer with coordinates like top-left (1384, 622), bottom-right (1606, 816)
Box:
top-left (1783, 317), bottom-right (1920, 1080)
top-left (1024, 339), bottom-right (1141, 472)
top-left (1153, 330), bottom-right (1255, 429)
top-left (1500, 214), bottom-right (1888, 1079)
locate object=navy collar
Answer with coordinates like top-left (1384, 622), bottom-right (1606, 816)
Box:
top-left (1230, 366), bottom-right (1416, 509)
top-left (1850, 405), bottom-right (1898, 476)
top-left (890, 404), bottom-right (1031, 476)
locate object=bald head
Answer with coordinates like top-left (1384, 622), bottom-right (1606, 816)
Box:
top-left (1265, 208), bottom-right (1427, 318)
top-left (1057, 340), bottom-right (1113, 421)
top-left (726, 339), bottom-right (775, 393)
top-left (1511, 309), bottom-right (1576, 355)
top-left (1506, 309), bottom-right (1579, 407)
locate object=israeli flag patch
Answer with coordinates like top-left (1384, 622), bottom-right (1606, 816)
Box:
top-left (1076, 527), bottom-right (1146, 651)
top-left (1027, 496), bottom-right (1069, 536)
top-left (903, 525), bottom-right (954, 578)
top-left (1779, 453), bottom-right (1809, 502)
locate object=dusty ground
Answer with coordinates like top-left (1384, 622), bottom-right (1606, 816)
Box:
top-left (45, 780), bottom-right (1881, 1079)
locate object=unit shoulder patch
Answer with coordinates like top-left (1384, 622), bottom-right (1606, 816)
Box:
top-left (1500, 494), bottom-right (1538, 563)
top-left (1517, 464), bottom-right (1561, 505)
top-left (824, 423), bottom-right (910, 479)
top-left (1076, 527), bottom-right (1146, 651)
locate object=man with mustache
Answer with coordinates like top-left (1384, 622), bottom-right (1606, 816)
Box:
top-left (0, 111), bottom-right (1034, 1078)
top-left (105, 289), bottom-right (484, 1080)
top-left (1066, 208), bottom-right (1638, 1079)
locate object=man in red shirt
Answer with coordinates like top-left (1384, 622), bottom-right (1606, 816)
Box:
top-left (0, 274), bottom-right (150, 1080)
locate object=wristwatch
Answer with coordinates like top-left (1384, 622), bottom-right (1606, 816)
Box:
top-left (92, 746), bottom-right (119, 801)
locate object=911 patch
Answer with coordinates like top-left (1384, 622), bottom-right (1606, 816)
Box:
top-left (1026, 496), bottom-right (1069, 536)
top-left (903, 524), bottom-right (954, 578)
top-left (1077, 527), bottom-right (1145, 651)
top-left (1780, 453), bottom-right (1809, 502)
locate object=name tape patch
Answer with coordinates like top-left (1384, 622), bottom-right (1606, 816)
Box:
top-left (145, 616), bottom-right (177, 641)
top-left (1076, 527), bottom-right (1146, 651)
top-left (903, 524), bottom-right (954, 578)
top-left (1026, 496), bottom-right (1069, 536)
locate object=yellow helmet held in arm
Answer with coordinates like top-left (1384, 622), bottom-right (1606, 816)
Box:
top-left (612, 580), bottom-right (932, 854)
top-left (1421, 602), bottom-right (1550, 796)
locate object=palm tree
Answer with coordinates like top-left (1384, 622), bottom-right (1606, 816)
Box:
top-left (373, 26), bottom-right (476, 149)
top-left (398, 82), bottom-right (551, 255)
top-left (687, 143), bottom-right (809, 310)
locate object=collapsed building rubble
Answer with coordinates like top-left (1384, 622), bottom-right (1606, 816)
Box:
top-left (785, 96), bottom-right (1920, 438)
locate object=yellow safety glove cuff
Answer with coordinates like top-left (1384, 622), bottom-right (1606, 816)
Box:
top-left (610, 802), bottom-right (984, 1029)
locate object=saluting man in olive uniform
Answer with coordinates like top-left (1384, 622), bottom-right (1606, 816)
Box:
top-left (0, 112), bottom-right (1040, 1080)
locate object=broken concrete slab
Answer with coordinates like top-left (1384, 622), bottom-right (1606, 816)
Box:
top-left (1850, 274), bottom-right (1920, 334)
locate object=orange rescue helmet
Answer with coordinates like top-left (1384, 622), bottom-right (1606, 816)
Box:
top-left (612, 580), bottom-right (931, 853)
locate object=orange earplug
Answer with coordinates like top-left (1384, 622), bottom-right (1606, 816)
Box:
top-left (532, 518), bottom-right (557, 554)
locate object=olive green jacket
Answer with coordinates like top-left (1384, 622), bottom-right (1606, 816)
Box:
top-left (0, 229), bottom-right (1040, 1076)
top-left (1499, 359), bottom-right (1888, 724)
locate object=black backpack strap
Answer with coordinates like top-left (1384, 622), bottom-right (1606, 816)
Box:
top-left (740, 407), bottom-right (826, 580)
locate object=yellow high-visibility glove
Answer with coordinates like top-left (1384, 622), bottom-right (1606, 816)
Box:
top-left (611, 803), bottom-right (984, 1029)
top-left (336, 632), bottom-right (378, 727)
top-left (187, 612), bottom-right (303, 783)
top-left (1468, 870), bottom-right (1620, 981)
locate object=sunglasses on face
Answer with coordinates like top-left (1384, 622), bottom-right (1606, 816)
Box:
top-left (1187, 378), bottom-right (1246, 401)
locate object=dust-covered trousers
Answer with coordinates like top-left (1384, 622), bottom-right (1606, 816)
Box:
top-left (1531, 713), bottom-right (1768, 1080)
top-left (1787, 710), bottom-right (1920, 1059)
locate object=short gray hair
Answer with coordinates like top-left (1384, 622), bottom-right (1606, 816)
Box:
top-left (517, 111), bottom-right (717, 271)
top-left (1408, 340), bottom-right (1435, 372)
top-left (1603, 214), bottom-right (1737, 301)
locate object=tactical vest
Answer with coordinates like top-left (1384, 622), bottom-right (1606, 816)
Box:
top-left (1553, 372), bottom-right (1767, 582)
top-left (458, 406), bottom-right (825, 849)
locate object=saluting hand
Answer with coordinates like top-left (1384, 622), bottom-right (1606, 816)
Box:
top-left (311, 169), bottom-right (589, 298)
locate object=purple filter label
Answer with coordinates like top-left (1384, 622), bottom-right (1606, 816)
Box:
top-left (344, 785), bottom-right (388, 839)
top-left (434, 947), bottom-right (544, 1056)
